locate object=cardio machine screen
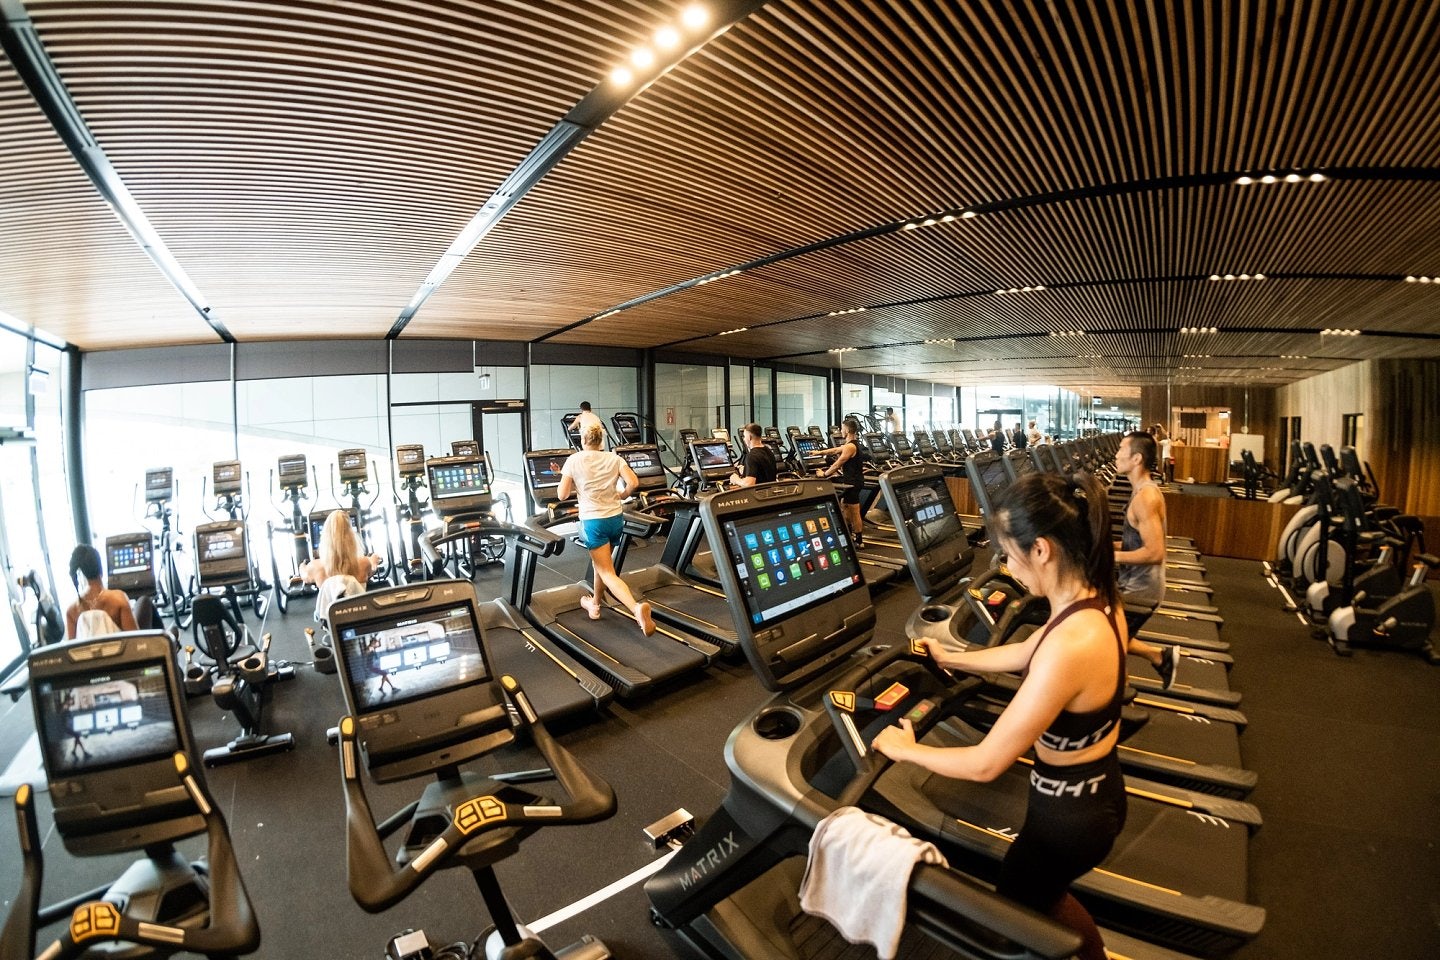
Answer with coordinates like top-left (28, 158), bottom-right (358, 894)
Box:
top-left (396, 445), bottom-right (426, 478)
top-left (720, 498), bottom-right (863, 627)
top-left (451, 440), bottom-right (479, 457)
top-left (35, 661), bottom-right (180, 776)
top-left (277, 454), bottom-right (308, 486)
top-left (794, 436), bottom-right (826, 465)
top-left (336, 604), bottom-right (488, 712)
top-left (969, 454), bottom-right (1011, 518)
top-left (891, 434), bottom-right (914, 456)
top-left (145, 468), bottom-right (174, 503)
top-left (338, 448), bottom-right (369, 483)
top-left (429, 460), bottom-right (490, 500)
top-left (525, 453), bottom-right (568, 497)
top-left (107, 537), bottom-right (153, 576)
top-left (197, 526), bottom-right (247, 565)
top-left (866, 435), bottom-right (891, 457)
top-left (896, 475), bottom-right (965, 552)
top-left (212, 460), bottom-right (242, 495)
top-left (618, 446), bottom-right (665, 481)
top-left (612, 415), bottom-right (642, 443)
top-left (691, 440), bottom-right (733, 473)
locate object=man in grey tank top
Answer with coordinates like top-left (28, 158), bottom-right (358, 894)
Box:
top-left (1113, 431), bottom-right (1180, 687)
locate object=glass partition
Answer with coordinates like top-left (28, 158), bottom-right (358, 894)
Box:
top-left (529, 364), bottom-right (638, 452)
top-left (728, 364), bottom-right (750, 433)
top-left (655, 362), bottom-right (724, 462)
top-left (776, 371), bottom-right (828, 433)
top-left (753, 366), bottom-right (774, 429)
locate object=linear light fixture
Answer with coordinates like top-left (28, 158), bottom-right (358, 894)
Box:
top-left (1, 0), bottom-right (232, 342)
top-left (826, 307), bottom-right (866, 316)
top-left (1179, 326), bottom-right (1220, 334)
top-left (1404, 276), bottom-right (1435, 283)
top-left (717, 326), bottom-right (747, 336)
top-left (996, 285), bottom-right (1046, 294)
top-left (1048, 329), bottom-right (1086, 337)
top-left (1234, 172), bottom-right (1327, 185)
top-left (1321, 329), bottom-right (1362, 336)
top-left (390, 1), bottom-right (766, 337)
top-left (1208, 273), bottom-right (1265, 281)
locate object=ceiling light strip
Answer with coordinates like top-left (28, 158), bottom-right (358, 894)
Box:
top-left (391, 0), bottom-right (772, 339)
top-left (0, 0), bottom-right (233, 343)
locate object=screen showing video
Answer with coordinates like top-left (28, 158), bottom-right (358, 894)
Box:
top-left (525, 453), bottom-right (568, 495)
top-left (336, 604), bottom-right (488, 712)
top-left (145, 468), bottom-right (173, 502)
top-left (721, 498), bottom-right (863, 628)
top-left (618, 447), bottom-right (664, 480)
top-left (430, 460), bottom-right (490, 500)
top-left (896, 475), bottom-right (965, 551)
top-left (106, 537), bottom-right (153, 575)
top-left (36, 662), bottom-right (179, 776)
top-left (691, 440), bottom-right (732, 472)
top-left (612, 415), bottom-right (642, 442)
top-left (277, 454), bottom-right (307, 484)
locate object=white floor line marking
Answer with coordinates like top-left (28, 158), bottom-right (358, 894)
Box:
top-left (529, 849), bottom-right (678, 933)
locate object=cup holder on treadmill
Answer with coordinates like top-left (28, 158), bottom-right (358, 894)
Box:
top-left (918, 604), bottom-right (952, 623)
top-left (752, 707), bottom-right (802, 741)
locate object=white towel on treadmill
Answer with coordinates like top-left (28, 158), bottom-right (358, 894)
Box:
top-left (798, 806), bottom-right (948, 959)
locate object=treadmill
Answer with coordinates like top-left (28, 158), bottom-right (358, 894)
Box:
top-left (607, 442), bottom-right (740, 655)
top-left (646, 480), bottom-right (1262, 959)
top-left (415, 465), bottom-right (613, 723)
top-left (881, 465), bottom-right (1253, 798)
top-left (517, 448), bottom-right (718, 699)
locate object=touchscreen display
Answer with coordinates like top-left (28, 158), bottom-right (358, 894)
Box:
top-left (36, 662), bottom-right (179, 775)
top-left (107, 538), bottom-right (153, 575)
top-left (430, 460), bottom-right (490, 499)
top-left (972, 455), bottom-right (1011, 514)
top-left (336, 604), bottom-right (488, 712)
top-left (691, 441), bottom-right (732, 472)
top-left (526, 453), bottom-right (568, 495)
top-left (145, 468), bottom-right (173, 501)
top-left (618, 447), bottom-right (664, 480)
top-left (896, 475), bottom-right (965, 550)
top-left (720, 498), bottom-right (863, 627)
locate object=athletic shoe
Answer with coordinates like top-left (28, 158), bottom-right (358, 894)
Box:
top-left (1158, 645), bottom-right (1181, 689)
top-left (580, 595), bottom-right (603, 620)
top-left (635, 602), bottom-right (656, 636)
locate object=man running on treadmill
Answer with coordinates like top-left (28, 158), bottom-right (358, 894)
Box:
top-left (1113, 431), bottom-right (1180, 687)
top-left (729, 422), bottom-right (777, 487)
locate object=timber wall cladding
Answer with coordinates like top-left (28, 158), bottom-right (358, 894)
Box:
top-left (1368, 359), bottom-right (1440, 519)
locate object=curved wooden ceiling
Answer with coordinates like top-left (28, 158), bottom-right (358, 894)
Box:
top-left (1, 0), bottom-right (1438, 386)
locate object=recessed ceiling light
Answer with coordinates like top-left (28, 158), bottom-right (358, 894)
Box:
top-left (1309, 172), bottom-right (1327, 182)
top-left (1261, 175), bottom-right (1278, 184)
top-left (655, 26), bottom-right (680, 48)
top-left (1234, 176), bottom-right (1253, 185)
top-left (631, 47), bottom-right (655, 68)
top-left (682, 4), bottom-right (709, 29)
top-left (1284, 173), bottom-right (1302, 183)
top-left (610, 67), bottom-right (633, 86)
top-left (717, 327), bottom-right (747, 336)
top-left (961, 210), bottom-right (978, 219)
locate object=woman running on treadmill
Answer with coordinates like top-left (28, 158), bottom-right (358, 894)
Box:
top-left (557, 422), bottom-right (655, 635)
top-left (301, 510), bottom-right (381, 586)
top-left (64, 545), bottom-right (139, 639)
top-left (814, 418), bottom-right (866, 546)
top-left (872, 471), bottom-right (1127, 960)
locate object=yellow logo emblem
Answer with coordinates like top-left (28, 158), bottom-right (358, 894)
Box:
top-left (71, 901), bottom-right (122, 942)
top-left (829, 691), bottom-right (856, 712)
top-left (909, 639), bottom-right (927, 657)
top-left (454, 796), bottom-right (507, 835)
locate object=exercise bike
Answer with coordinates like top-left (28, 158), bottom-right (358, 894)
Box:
top-left (1328, 548), bottom-right (1440, 662)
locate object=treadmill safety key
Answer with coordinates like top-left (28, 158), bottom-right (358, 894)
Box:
top-left (873, 682), bottom-right (910, 711)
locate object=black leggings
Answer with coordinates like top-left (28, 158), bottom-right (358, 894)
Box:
top-left (997, 751), bottom-right (1126, 955)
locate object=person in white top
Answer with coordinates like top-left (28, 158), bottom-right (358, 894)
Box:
top-left (1156, 426), bottom-right (1174, 484)
top-left (557, 422), bottom-right (655, 635)
top-left (574, 401), bottom-right (604, 445)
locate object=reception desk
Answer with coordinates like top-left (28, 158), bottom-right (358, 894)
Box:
top-left (1172, 445), bottom-right (1231, 484)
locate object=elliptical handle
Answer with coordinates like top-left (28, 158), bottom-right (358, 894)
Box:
top-left (334, 680), bottom-right (616, 914)
top-left (0, 784), bottom-right (42, 959)
top-left (22, 754), bottom-right (260, 960)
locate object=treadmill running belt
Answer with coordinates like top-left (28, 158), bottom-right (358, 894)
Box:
top-left (553, 609), bottom-right (708, 679)
top-left (792, 913), bottom-right (968, 959)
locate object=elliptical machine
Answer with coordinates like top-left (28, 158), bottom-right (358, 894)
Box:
top-left (392, 444), bottom-right (433, 583)
top-left (266, 452), bottom-right (317, 615)
top-left (331, 447), bottom-right (391, 588)
top-left (197, 460), bottom-right (269, 621)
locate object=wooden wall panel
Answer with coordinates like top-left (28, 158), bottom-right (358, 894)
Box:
top-left (1140, 384), bottom-right (1278, 466)
top-left (1274, 363), bottom-right (1372, 464)
top-left (1162, 493), bottom-right (1301, 561)
top-left (1368, 359), bottom-right (1440, 519)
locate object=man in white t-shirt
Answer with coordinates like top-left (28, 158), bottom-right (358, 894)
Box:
top-left (573, 401), bottom-right (604, 448)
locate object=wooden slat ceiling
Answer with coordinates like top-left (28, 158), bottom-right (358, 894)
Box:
top-left (2, 0), bottom-right (1438, 388)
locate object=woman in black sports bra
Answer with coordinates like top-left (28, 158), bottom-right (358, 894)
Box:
top-left (873, 471), bottom-right (1127, 960)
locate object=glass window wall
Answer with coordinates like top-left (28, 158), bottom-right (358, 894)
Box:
top-left (775, 371), bottom-right (828, 433)
top-left (753, 367), bottom-right (773, 429)
top-left (841, 379), bottom-right (871, 426)
top-left (529, 364), bottom-right (638, 452)
top-left (655, 362), bottom-right (724, 463)
top-left (728, 364), bottom-right (750, 433)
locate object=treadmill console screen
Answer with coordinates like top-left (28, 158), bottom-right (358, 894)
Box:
top-left (395, 444), bottom-right (426, 478)
top-left (212, 460), bottom-right (242, 496)
top-left (428, 457), bottom-right (490, 501)
top-left (145, 468), bottom-right (174, 503)
top-left (866, 435), bottom-right (891, 457)
top-left (967, 453), bottom-right (1011, 520)
top-left (35, 661), bottom-right (180, 777)
top-left (338, 448), bottom-right (369, 483)
top-left (891, 434), bottom-right (914, 456)
top-left (690, 440), bottom-right (733, 476)
top-left (612, 414), bottom-right (643, 443)
top-left (277, 454), bottom-right (308, 487)
top-left (617, 445), bottom-right (665, 483)
top-left (794, 436), bottom-right (826, 465)
top-left (525, 451), bottom-right (569, 499)
top-left (719, 498), bottom-right (863, 627)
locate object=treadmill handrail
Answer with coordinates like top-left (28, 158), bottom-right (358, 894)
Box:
top-left (336, 676), bottom-right (616, 914)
